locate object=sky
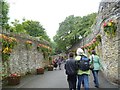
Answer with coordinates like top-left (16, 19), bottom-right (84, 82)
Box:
top-left (7, 0), bottom-right (102, 40)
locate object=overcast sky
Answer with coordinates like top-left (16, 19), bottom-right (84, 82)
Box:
top-left (7, 0), bottom-right (102, 39)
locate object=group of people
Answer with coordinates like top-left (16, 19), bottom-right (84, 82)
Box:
top-left (52, 56), bottom-right (64, 70)
top-left (64, 48), bottom-right (103, 90)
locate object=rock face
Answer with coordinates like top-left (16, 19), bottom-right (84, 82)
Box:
top-left (69, 0), bottom-right (120, 85)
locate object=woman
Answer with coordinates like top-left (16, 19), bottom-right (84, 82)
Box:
top-left (89, 50), bottom-right (103, 88)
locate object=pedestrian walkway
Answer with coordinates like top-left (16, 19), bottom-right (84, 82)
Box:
top-left (3, 64), bottom-right (119, 89)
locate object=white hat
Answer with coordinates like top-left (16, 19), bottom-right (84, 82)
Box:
top-left (76, 48), bottom-right (84, 55)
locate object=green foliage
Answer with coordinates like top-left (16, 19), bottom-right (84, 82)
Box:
top-left (25, 40), bottom-right (33, 50)
top-left (0, 0), bottom-right (9, 29)
top-left (22, 20), bottom-right (50, 41)
top-left (2, 34), bottom-right (18, 61)
top-left (49, 41), bottom-right (56, 54)
top-left (10, 19), bottom-right (51, 43)
top-left (96, 35), bottom-right (101, 42)
top-left (2, 53), bottom-right (10, 61)
top-left (10, 19), bottom-right (26, 33)
top-left (103, 20), bottom-right (117, 37)
top-left (53, 13), bottom-right (97, 52)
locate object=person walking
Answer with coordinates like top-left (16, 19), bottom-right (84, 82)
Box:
top-left (52, 58), bottom-right (58, 70)
top-left (57, 56), bottom-right (62, 70)
top-left (75, 48), bottom-right (90, 90)
top-left (64, 52), bottom-right (77, 90)
top-left (89, 50), bottom-right (103, 88)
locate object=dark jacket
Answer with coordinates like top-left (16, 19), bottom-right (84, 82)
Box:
top-left (64, 58), bottom-right (77, 75)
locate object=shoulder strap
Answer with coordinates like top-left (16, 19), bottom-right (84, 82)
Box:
top-left (80, 55), bottom-right (83, 60)
top-left (91, 56), bottom-right (94, 63)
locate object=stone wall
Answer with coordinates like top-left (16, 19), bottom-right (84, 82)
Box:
top-left (96, 0), bottom-right (120, 84)
top-left (8, 38), bottom-right (44, 76)
top-left (69, 0), bottom-right (120, 84)
top-left (1, 32), bottom-right (47, 81)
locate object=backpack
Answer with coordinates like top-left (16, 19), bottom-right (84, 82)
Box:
top-left (77, 55), bottom-right (90, 71)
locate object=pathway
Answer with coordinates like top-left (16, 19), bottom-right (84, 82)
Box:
top-left (3, 64), bottom-right (119, 89)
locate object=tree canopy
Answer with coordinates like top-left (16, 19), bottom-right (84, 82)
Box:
top-left (10, 19), bottom-right (51, 42)
top-left (22, 20), bottom-right (50, 42)
top-left (0, 0), bottom-right (9, 29)
top-left (53, 13), bottom-right (97, 53)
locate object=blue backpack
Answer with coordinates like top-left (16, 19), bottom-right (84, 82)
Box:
top-left (78, 55), bottom-right (90, 71)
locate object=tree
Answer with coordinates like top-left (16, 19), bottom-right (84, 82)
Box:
top-left (0, 0), bottom-right (9, 29)
top-left (22, 20), bottom-right (50, 42)
top-left (10, 19), bottom-right (51, 42)
top-left (53, 13), bottom-right (97, 52)
top-left (10, 19), bottom-right (26, 33)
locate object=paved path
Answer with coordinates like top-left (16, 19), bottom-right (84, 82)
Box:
top-left (3, 64), bottom-right (119, 89)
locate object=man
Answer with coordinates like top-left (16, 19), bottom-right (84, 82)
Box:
top-left (65, 52), bottom-right (77, 90)
top-left (75, 48), bottom-right (90, 90)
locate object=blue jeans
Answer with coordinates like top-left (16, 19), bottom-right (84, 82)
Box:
top-left (92, 70), bottom-right (99, 87)
top-left (77, 74), bottom-right (89, 90)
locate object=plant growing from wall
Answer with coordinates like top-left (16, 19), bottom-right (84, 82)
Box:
top-left (37, 44), bottom-right (42, 52)
top-left (82, 35), bottom-right (102, 54)
top-left (2, 47), bottom-right (12, 61)
top-left (25, 40), bottom-right (33, 50)
top-left (103, 20), bottom-right (117, 37)
top-left (48, 56), bottom-right (52, 64)
top-left (0, 34), bottom-right (18, 80)
top-left (0, 34), bottom-right (18, 61)
top-left (95, 35), bottom-right (101, 43)
top-left (37, 44), bottom-right (48, 52)
top-left (37, 43), bottom-right (52, 60)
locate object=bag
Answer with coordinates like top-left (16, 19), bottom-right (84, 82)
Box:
top-left (89, 64), bottom-right (94, 70)
top-left (54, 63), bottom-right (57, 67)
top-left (78, 55), bottom-right (90, 71)
top-left (89, 56), bottom-right (94, 70)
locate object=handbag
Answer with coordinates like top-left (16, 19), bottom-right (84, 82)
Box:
top-left (89, 56), bottom-right (94, 70)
